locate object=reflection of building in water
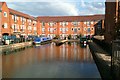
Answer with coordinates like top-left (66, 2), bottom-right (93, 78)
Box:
top-left (2, 42), bottom-right (94, 77)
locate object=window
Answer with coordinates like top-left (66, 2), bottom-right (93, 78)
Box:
top-left (4, 12), bottom-right (7, 17)
top-left (60, 22), bottom-right (62, 25)
top-left (17, 17), bottom-right (19, 20)
top-left (84, 22), bottom-right (86, 24)
top-left (48, 28), bottom-right (50, 31)
top-left (72, 21), bottom-right (78, 26)
top-left (71, 28), bottom-right (73, 31)
top-left (33, 21), bottom-right (36, 23)
top-left (78, 28), bottom-right (80, 30)
top-left (48, 22), bottom-right (54, 27)
top-left (54, 28), bottom-right (56, 31)
top-left (14, 15), bottom-right (17, 22)
top-left (61, 22), bottom-right (67, 27)
top-left (84, 27), bottom-right (86, 31)
top-left (42, 22), bottom-right (45, 27)
top-left (4, 23), bottom-right (7, 28)
top-left (11, 24), bottom-right (14, 29)
top-left (28, 26), bottom-right (32, 30)
top-left (60, 28), bottom-right (62, 31)
top-left (50, 28), bottom-right (54, 33)
top-left (29, 20), bottom-right (31, 22)
top-left (24, 18), bottom-right (26, 22)
top-left (91, 27), bottom-right (94, 31)
top-left (74, 28), bottom-right (77, 33)
top-left (66, 28), bottom-right (68, 31)
top-left (42, 28), bottom-right (45, 33)
top-left (24, 26), bottom-right (26, 29)
top-left (91, 21), bottom-right (94, 24)
top-left (21, 17), bottom-right (23, 21)
top-left (62, 28), bottom-right (66, 33)
top-left (12, 15), bottom-right (14, 19)
top-left (14, 24), bottom-right (17, 32)
top-left (87, 21), bottom-right (91, 26)
top-left (87, 28), bottom-right (91, 32)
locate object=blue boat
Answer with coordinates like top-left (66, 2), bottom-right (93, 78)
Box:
top-left (33, 37), bottom-right (52, 45)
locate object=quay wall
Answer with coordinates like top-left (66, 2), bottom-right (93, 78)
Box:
top-left (0, 42), bottom-right (33, 54)
top-left (89, 42), bottom-right (112, 80)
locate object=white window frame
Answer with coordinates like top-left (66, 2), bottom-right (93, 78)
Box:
top-left (72, 21), bottom-right (78, 26)
top-left (91, 21), bottom-right (94, 24)
top-left (87, 21), bottom-right (91, 26)
top-left (12, 15), bottom-right (14, 19)
top-left (17, 16), bottom-right (19, 20)
top-left (60, 28), bottom-right (62, 31)
top-left (84, 22), bottom-right (86, 24)
top-left (4, 23), bottom-right (7, 28)
top-left (4, 12), bottom-right (7, 17)
top-left (34, 27), bottom-right (37, 31)
top-left (49, 22), bottom-right (54, 27)
top-left (12, 24), bottom-right (14, 29)
top-left (42, 28), bottom-right (45, 32)
top-left (61, 22), bottom-right (67, 27)
top-left (66, 28), bottom-right (68, 31)
top-left (62, 28), bottom-right (66, 33)
top-left (84, 27), bottom-right (86, 31)
top-left (21, 17), bottom-right (22, 21)
top-left (50, 28), bottom-right (54, 33)
top-left (14, 15), bottom-right (17, 22)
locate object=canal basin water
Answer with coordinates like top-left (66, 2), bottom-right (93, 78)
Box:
top-left (2, 42), bottom-right (101, 78)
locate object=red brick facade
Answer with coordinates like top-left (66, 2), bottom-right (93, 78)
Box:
top-left (37, 16), bottom-right (104, 39)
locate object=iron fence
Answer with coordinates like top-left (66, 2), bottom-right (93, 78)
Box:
top-left (112, 40), bottom-right (120, 79)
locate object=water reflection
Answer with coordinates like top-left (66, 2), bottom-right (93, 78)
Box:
top-left (2, 42), bottom-right (100, 78)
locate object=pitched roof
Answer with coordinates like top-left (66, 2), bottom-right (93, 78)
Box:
top-left (37, 15), bottom-right (105, 22)
top-left (0, 2), bottom-right (4, 9)
top-left (9, 8), bottom-right (36, 20)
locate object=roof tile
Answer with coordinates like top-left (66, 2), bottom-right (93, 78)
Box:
top-left (37, 15), bottom-right (105, 22)
top-left (9, 8), bottom-right (36, 20)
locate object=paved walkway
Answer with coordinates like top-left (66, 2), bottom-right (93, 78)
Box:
top-left (89, 42), bottom-right (112, 80)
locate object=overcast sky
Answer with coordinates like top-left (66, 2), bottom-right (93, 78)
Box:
top-left (4, 0), bottom-right (106, 17)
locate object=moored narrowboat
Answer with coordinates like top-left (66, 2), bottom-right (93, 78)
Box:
top-left (33, 37), bottom-right (52, 45)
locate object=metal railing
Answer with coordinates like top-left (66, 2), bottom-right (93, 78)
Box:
top-left (112, 40), bottom-right (120, 79)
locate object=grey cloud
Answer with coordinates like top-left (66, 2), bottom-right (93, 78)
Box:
top-left (80, 1), bottom-right (105, 15)
top-left (7, 1), bottom-right (105, 17)
top-left (7, 2), bottom-right (79, 16)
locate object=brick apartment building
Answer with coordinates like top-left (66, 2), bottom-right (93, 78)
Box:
top-left (0, 2), bottom-right (37, 38)
top-left (37, 16), bottom-right (104, 39)
top-left (105, 0), bottom-right (120, 44)
top-left (0, 2), bottom-right (105, 39)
